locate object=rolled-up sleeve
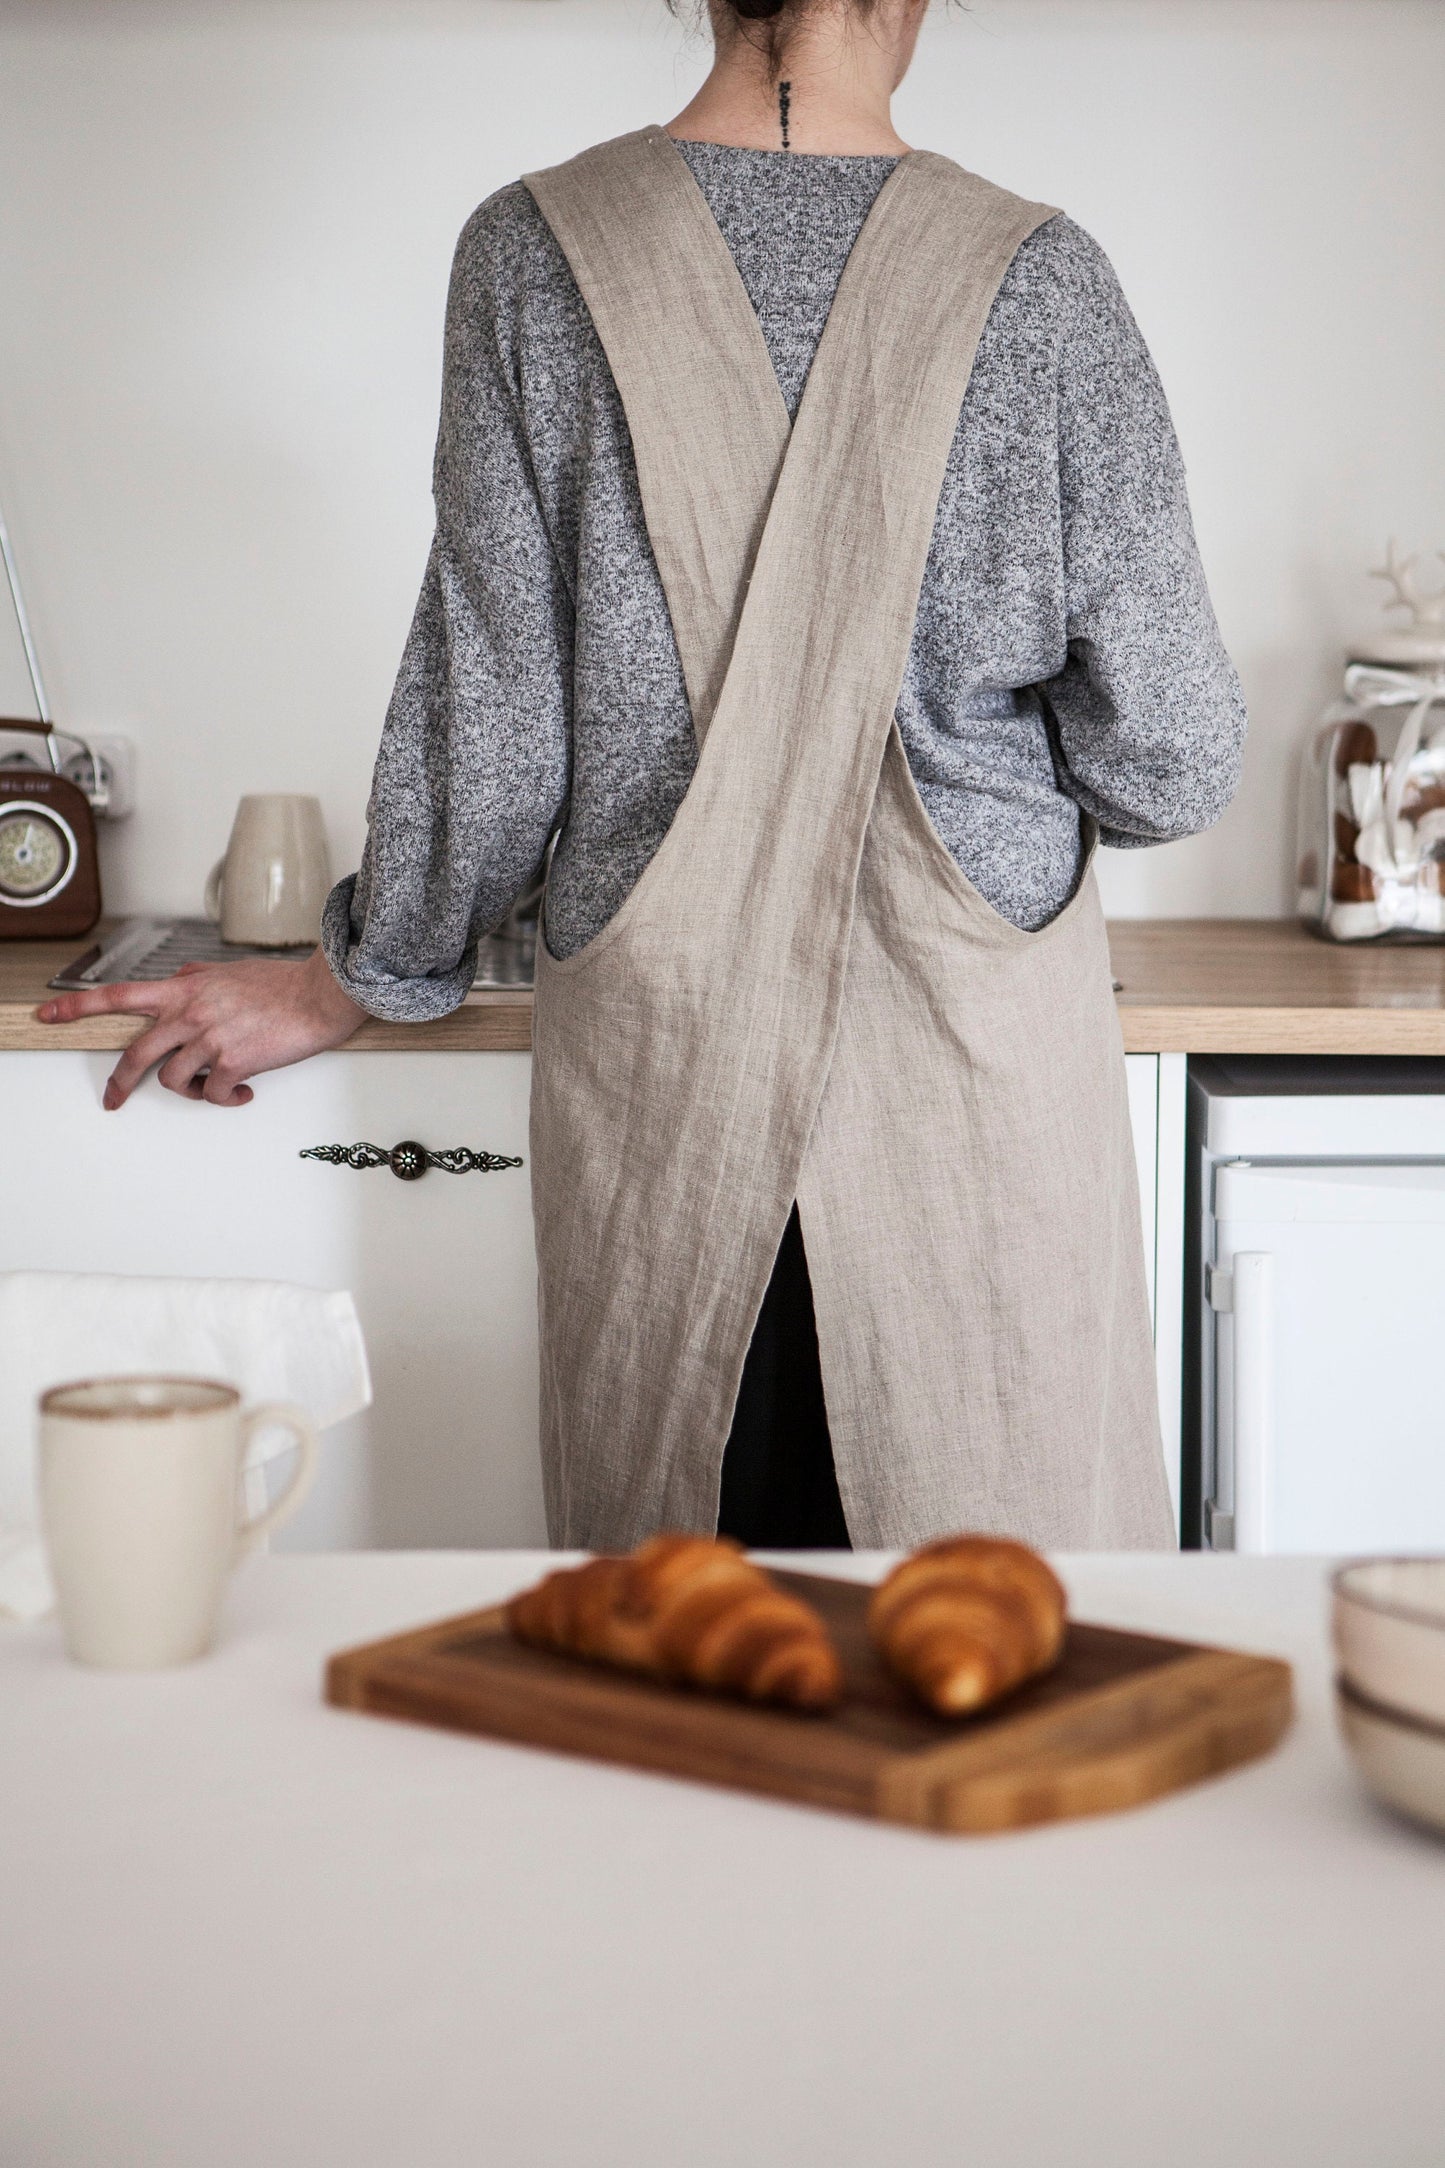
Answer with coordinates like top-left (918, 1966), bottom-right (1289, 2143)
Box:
top-left (322, 200), bottom-right (571, 1020)
top-left (1039, 230), bottom-right (1246, 849)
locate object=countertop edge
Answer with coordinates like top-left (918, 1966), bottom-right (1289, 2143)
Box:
top-left (1118, 1007), bottom-right (1445, 1055)
top-left (18, 998), bottom-right (1445, 1058)
top-left (0, 993), bottom-right (536, 1054)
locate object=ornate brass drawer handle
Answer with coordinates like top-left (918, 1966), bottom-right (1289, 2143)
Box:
top-left (299, 1140), bottom-right (523, 1182)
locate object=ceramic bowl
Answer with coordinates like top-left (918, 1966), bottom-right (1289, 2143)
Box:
top-left (1335, 1682), bottom-right (1445, 1838)
top-left (1332, 1558), bottom-right (1445, 1729)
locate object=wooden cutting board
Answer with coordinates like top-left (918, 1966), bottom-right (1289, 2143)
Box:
top-left (325, 1569), bottom-right (1293, 1834)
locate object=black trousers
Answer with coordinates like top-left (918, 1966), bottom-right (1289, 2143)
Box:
top-left (716, 1205), bottom-right (851, 1549)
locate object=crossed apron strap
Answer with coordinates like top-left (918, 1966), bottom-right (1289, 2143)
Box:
top-left (526, 128), bottom-right (1055, 768)
top-left (527, 128), bottom-right (788, 744)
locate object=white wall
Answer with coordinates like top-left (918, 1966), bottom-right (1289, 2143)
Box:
top-left (1, 0), bottom-right (1442, 923)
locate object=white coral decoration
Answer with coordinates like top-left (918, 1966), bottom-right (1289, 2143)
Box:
top-left (1371, 540), bottom-right (1445, 631)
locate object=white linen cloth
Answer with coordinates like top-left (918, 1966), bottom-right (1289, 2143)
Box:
top-left (0, 1272), bottom-right (372, 1619)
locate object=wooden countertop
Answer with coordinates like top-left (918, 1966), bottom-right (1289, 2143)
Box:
top-left (1107, 918), bottom-right (1445, 1053)
top-left (7, 918), bottom-right (1445, 1056)
top-left (0, 930), bottom-right (531, 1054)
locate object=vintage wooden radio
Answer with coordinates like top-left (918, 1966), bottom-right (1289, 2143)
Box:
top-left (0, 717), bottom-right (102, 939)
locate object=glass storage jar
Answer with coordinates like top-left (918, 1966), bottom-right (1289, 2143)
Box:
top-left (1298, 547), bottom-right (1445, 942)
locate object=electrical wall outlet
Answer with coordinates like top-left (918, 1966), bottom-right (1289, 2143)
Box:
top-left (60, 734), bottom-right (136, 819)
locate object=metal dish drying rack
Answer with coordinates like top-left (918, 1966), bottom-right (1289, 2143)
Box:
top-left (48, 915), bottom-right (536, 993)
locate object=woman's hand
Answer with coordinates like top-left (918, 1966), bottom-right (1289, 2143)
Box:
top-left (36, 945), bottom-right (369, 1110)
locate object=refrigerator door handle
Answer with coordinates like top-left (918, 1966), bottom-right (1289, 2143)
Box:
top-left (1230, 1251), bottom-right (1275, 1555)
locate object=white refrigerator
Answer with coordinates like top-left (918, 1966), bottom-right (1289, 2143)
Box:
top-left (1192, 1057), bottom-right (1445, 1555)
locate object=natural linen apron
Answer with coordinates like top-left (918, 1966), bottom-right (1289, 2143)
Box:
top-left (523, 127), bottom-right (1175, 1553)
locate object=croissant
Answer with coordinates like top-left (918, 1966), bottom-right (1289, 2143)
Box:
top-left (506, 1534), bottom-right (843, 1712)
top-left (868, 1535), bottom-right (1067, 1717)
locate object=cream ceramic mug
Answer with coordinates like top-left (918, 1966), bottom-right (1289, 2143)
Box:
top-left (39, 1377), bottom-right (318, 1668)
top-left (205, 793), bottom-right (331, 946)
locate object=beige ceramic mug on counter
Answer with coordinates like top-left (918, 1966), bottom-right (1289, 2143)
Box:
top-left (39, 1377), bottom-right (318, 1668)
top-left (205, 793), bottom-right (331, 946)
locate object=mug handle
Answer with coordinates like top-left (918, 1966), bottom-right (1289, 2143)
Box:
top-left (234, 1403), bottom-right (319, 1556)
top-left (204, 858), bottom-right (226, 922)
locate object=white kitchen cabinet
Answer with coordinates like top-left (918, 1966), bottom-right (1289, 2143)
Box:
top-left (1, 1051), bottom-right (542, 1551)
top-left (1125, 1050), bottom-right (1187, 1532)
top-left (3, 1045), bottom-right (1183, 1549)
top-left (1126, 1054), bottom-right (1159, 1320)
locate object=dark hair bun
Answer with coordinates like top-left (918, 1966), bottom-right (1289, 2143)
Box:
top-left (731, 0), bottom-right (789, 16)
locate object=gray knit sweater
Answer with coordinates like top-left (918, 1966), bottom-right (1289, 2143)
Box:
top-left (322, 142), bottom-right (1246, 1018)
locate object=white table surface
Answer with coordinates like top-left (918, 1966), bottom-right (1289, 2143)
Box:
top-left (3, 1550), bottom-right (1443, 2168)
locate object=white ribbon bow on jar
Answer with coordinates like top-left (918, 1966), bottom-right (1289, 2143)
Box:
top-left (1342, 662), bottom-right (1445, 876)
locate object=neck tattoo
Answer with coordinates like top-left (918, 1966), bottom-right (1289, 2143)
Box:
top-left (778, 80), bottom-right (792, 152)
